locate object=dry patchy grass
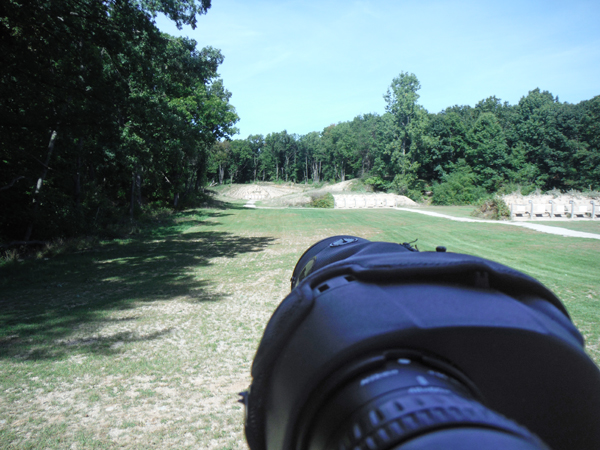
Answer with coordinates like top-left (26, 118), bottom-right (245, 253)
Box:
top-left (1, 205), bottom-right (599, 449)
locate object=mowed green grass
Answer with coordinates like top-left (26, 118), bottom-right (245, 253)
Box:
top-left (1, 206), bottom-right (599, 449)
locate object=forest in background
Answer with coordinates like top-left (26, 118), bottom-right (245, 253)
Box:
top-left (209, 73), bottom-right (600, 206)
top-left (1, 1), bottom-right (599, 246)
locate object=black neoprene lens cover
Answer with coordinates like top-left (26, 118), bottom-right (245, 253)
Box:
top-left (246, 236), bottom-right (600, 450)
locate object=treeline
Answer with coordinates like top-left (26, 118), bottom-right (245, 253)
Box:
top-left (0, 0), bottom-right (238, 243)
top-left (209, 73), bottom-right (600, 205)
top-left (3, 5), bottom-right (599, 247)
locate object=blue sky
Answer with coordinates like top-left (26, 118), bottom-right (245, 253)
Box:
top-left (155, 0), bottom-right (600, 139)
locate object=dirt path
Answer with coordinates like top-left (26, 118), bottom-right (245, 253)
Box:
top-left (395, 208), bottom-right (600, 240)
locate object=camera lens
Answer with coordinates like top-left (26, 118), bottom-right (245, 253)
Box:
top-left (303, 354), bottom-right (548, 450)
top-left (245, 237), bottom-right (600, 450)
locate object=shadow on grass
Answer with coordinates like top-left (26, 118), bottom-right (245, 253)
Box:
top-left (0, 210), bottom-right (274, 360)
top-left (207, 198), bottom-right (249, 210)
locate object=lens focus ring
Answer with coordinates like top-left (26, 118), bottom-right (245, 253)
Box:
top-left (332, 392), bottom-right (536, 450)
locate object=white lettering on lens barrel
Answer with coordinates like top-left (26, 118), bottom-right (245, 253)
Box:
top-left (416, 375), bottom-right (429, 386)
top-left (428, 370), bottom-right (448, 380)
top-left (398, 358), bottom-right (411, 365)
top-left (360, 370), bottom-right (399, 386)
top-left (408, 387), bottom-right (450, 394)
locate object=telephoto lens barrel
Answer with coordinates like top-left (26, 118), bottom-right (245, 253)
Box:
top-left (302, 352), bottom-right (548, 450)
top-left (242, 236), bottom-right (600, 450)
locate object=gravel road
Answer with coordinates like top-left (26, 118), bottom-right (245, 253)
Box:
top-left (395, 208), bottom-right (600, 240)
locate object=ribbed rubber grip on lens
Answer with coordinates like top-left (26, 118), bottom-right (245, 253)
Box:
top-left (332, 393), bottom-right (540, 450)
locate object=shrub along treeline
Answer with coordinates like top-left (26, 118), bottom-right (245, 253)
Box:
top-left (208, 73), bottom-right (599, 205)
top-left (0, 0), bottom-right (238, 244)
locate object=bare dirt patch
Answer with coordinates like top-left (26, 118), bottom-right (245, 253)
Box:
top-left (221, 183), bottom-right (307, 200)
top-left (218, 181), bottom-right (358, 207)
top-left (218, 181), bottom-right (417, 208)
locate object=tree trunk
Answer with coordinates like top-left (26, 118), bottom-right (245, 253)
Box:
top-left (285, 155), bottom-right (290, 182)
top-left (218, 163), bottom-right (225, 185)
top-left (89, 163), bottom-right (95, 184)
top-left (129, 166), bottom-right (142, 219)
top-left (136, 171), bottom-right (142, 207)
top-left (24, 129), bottom-right (57, 241)
top-left (195, 167), bottom-right (203, 191)
top-left (74, 155), bottom-right (82, 209)
top-left (73, 138), bottom-right (84, 208)
top-left (129, 171), bottom-right (136, 219)
top-left (74, 157), bottom-right (81, 208)
top-left (305, 154), bottom-right (308, 184)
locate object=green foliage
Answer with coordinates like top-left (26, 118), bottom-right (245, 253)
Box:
top-left (383, 72), bottom-right (425, 186)
top-left (348, 179), bottom-right (370, 192)
top-left (194, 82), bottom-right (599, 205)
top-left (4, 41), bottom-right (600, 244)
top-left (364, 176), bottom-right (390, 192)
top-left (0, 0), bottom-right (238, 243)
top-left (431, 160), bottom-right (487, 205)
top-left (471, 196), bottom-right (511, 220)
top-left (466, 112), bottom-right (509, 192)
top-left (389, 158), bottom-right (423, 201)
top-left (520, 184), bottom-right (539, 196)
top-left (391, 175), bottom-right (425, 202)
top-left (310, 193), bottom-right (334, 208)
top-left (309, 181), bottom-right (327, 189)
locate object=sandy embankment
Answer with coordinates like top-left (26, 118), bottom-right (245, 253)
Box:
top-left (218, 181), bottom-right (417, 208)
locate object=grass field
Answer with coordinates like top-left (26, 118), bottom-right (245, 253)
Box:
top-left (1, 204), bottom-right (599, 449)
top-left (417, 205), bottom-right (479, 218)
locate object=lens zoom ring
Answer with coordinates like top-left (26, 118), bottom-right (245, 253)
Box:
top-left (334, 394), bottom-right (533, 450)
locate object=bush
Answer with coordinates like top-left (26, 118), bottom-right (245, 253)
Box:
top-left (496, 183), bottom-right (521, 196)
top-left (584, 190), bottom-right (600, 200)
top-left (300, 180), bottom-right (326, 190)
top-left (391, 175), bottom-right (425, 202)
top-left (310, 192), bottom-right (334, 208)
top-left (520, 185), bottom-right (539, 196)
top-left (431, 164), bottom-right (487, 205)
top-left (363, 176), bottom-right (390, 192)
top-left (471, 196), bottom-right (511, 220)
top-left (175, 191), bottom-right (212, 210)
top-left (350, 179), bottom-right (372, 193)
